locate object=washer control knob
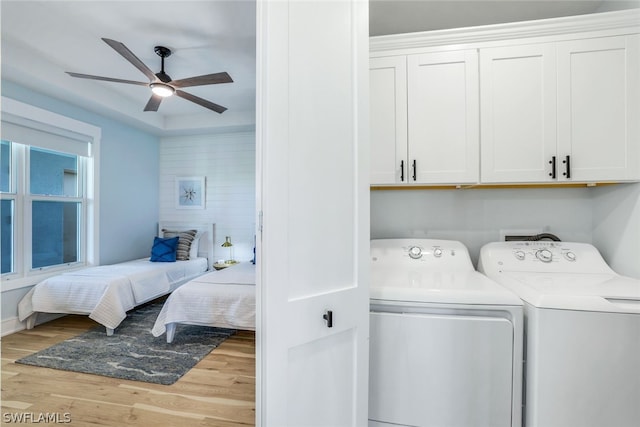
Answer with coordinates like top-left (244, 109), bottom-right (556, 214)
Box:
top-left (408, 246), bottom-right (423, 259)
top-left (536, 249), bottom-right (553, 263)
top-left (514, 251), bottom-right (525, 260)
top-left (433, 248), bottom-right (443, 258)
top-left (564, 251), bottom-right (576, 261)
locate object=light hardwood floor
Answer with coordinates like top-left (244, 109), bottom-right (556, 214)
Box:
top-left (1, 315), bottom-right (256, 426)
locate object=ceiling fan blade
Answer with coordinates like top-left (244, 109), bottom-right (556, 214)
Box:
top-left (66, 72), bottom-right (149, 86)
top-left (101, 38), bottom-right (157, 82)
top-left (144, 94), bottom-right (163, 112)
top-left (170, 72), bottom-right (233, 88)
top-left (175, 90), bottom-right (227, 114)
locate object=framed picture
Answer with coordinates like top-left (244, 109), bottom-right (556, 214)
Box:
top-left (175, 176), bottom-right (205, 209)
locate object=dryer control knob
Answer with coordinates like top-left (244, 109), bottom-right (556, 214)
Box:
top-left (408, 246), bottom-right (423, 259)
top-left (536, 249), bottom-right (553, 263)
top-left (564, 251), bottom-right (576, 261)
top-left (433, 248), bottom-right (443, 258)
top-left (514, 251), bottom-right (525, 260)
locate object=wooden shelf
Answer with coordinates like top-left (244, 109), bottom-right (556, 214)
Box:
top-left (370, 182), bottom-right (621, 191)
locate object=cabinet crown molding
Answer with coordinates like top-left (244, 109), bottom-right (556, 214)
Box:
top-left (370, 9), bottom-right (640, 52)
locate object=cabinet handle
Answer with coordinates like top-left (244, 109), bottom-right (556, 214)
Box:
top-left (400, 160), bottom-right (404, 182)
top-left (549, 156), bottom-right (556, 179)
top-left (562, 155), bottom-right (571, 179)
top-left (412, 159), bottom-right (417, 181)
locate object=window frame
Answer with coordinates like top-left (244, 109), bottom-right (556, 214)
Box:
top-left (1, 97), bottom-right (101, 291)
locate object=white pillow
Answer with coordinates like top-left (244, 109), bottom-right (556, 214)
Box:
top-left (189, 231), bottom-right (204, 259)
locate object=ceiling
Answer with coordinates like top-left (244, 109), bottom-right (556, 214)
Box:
top-left (1, 1), bottom-right (257, 136)
top-left (2, 0), bottom-right (639, 136)
top-left (369, 0), bottom-right (640, 36)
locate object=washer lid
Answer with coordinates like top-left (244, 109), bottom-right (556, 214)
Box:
top-left (370, 270), bottom-right (523, 306)
top-left (497, 272), bottom-right (640, 313)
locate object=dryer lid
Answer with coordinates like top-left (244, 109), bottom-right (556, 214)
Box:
top-left (371, 270), bottom-right (523, 306)
top-left (498, 272), bottom-right (640, 313)
top-left (370, 238), bottom-right (475, 272)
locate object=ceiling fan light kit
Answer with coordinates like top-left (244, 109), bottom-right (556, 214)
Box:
top-left (65, 38), bottom-right (233, 113)
top-left (150, 82), bottom-right (175, 97)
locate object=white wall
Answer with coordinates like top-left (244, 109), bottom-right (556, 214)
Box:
top-left (592, 182), bottom-right (640, 278)
top-left (371, 184), bottom-right (640, 278)
top-left (371, 187), bottom-right (594, 267)
top-left (159, 131), bottom-right (256, 263)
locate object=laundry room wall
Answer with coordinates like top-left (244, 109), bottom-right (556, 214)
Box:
top-left (592, 182), bottom-right (640, 279)
top-left (370, 187), bottom-right (594, 267)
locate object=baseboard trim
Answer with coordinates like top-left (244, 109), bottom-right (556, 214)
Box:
top-left (1, 313), bottom-right (65, 337)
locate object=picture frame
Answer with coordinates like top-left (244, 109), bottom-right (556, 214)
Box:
top-left (175, 176), bottom-right (205, 209)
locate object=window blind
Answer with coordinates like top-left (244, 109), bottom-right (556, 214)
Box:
top-left (1, 112), bottom-right (92, 157)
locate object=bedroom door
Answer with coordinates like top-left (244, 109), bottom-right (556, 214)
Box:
top-left (255, 0), bottom-right (370, 425)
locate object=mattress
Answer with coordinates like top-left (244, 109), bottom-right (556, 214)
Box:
top-left (18, 257), bottom-right (208, 331)
top-left (151, 262), bottom-right (256, 339)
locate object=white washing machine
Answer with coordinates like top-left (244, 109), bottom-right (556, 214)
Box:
top-left (478, 241), bottom-right (640, 427)
top-left (369, 239), bottom-right (524, 427)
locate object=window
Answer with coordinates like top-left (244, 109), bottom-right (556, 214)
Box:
top-left (1, 97), bottom-right (100, 289)
top-left (1, 141), bottom-right (86, 274)
top-left (0, 199), bottom-right (13, 273)
top-left (1, 141), bottom-right (15, 274)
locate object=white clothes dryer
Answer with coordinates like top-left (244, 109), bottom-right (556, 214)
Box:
top-left (478, 241), bottom-right (640, 427)
top-left (369, 239), bottom-right (524, 427)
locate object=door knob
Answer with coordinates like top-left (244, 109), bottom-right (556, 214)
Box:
top-left (323, 310), bottom-right (333, 328)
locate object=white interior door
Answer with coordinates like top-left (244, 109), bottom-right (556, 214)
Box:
top-left (256, 1), bottom-right (370, 425)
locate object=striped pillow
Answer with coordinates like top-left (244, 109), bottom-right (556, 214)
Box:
top-left (162, 229), bottom-right (197, 261)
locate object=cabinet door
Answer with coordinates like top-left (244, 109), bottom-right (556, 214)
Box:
top-left (557, 35), bottom-right (640, 182)
top-left (370, 56), bottom-right (407, 184)
top-left (480, 44), bottom-right (557, 183)
top-left (407, 50), bottom-right (479, 184)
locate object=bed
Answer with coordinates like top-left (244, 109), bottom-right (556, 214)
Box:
top-left (18, 222), bottom-right (214, 335)
top-left (151, 261), bottom-right (255, 343)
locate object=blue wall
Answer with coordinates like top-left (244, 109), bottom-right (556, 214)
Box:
top-left (1, 80), bottom-right (160, 320)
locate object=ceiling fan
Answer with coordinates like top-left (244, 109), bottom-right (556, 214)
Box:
top-left (66, 38), bottom-right (233, 113)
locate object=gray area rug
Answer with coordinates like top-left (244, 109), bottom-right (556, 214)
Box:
top-left (16, 299), bottom-right (235, 385)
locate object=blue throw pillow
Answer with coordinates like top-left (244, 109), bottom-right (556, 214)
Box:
top-left (150, 236), bottom-right (179, 262)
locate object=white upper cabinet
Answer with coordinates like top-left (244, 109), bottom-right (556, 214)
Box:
top-left (481, 34), bottom-right (640, 183)
top-left (408, 50), bottom-right (479, 184)
top-left (370, 50), bottom-right (479, 185)
top-left (556, 35), bottom-right (640, 182)
top-left (370, 56), bottom-right (407, 185)
top-left (480, 44), bottom-right (557, 183)
top-left (371, 10), bottom-right (640, 186)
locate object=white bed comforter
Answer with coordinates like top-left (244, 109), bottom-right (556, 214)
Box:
top-left (151, 262), bottom-right (256, 337)
top-left (18, 257), bottom-right (208, 330)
